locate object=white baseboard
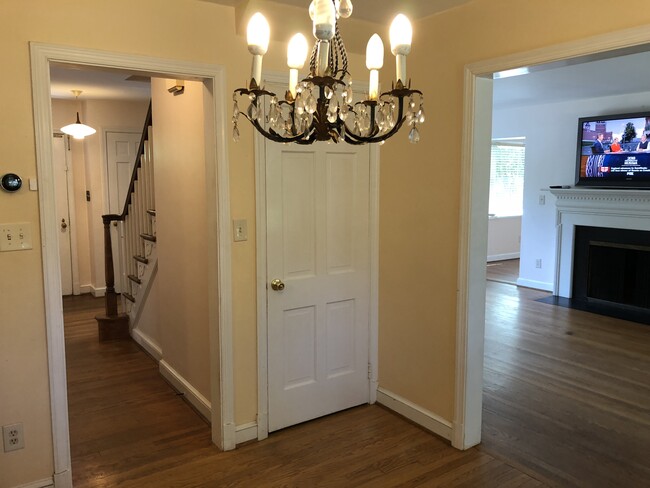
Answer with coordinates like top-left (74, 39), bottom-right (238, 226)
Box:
top-left (516, 277), bottom-right (553, 291)
top-left (53, 469), bottom-right (71, 488)
top-left (79, 284), bottom-right (93, 295)
top-left (12, 478), bottom-right (54, 488)
top-left (89, 285), bottom-right (106, 298)
top-left (487, 252), bottom-right (520, 262)
top-left (131, 328), bottom-right (162, 361)
top-left (159, 360), bottom-right (211, 421)
top-left (235, 421), bottom-right (258, 444)
top-left (376, 387), bottom-right (452, 441)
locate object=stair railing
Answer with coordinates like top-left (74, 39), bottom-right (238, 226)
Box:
top-left (96, 102), bottom-right (154, 339)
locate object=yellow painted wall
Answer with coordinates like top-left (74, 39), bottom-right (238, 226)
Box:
top-left (3, 0), bottom-right (650, 486)
top-left (151, 77), bottom-right (211, 399)
top-left (377, 0), bottom-right (650, 421)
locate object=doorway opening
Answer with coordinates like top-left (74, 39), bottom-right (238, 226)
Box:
top-left (31, 43), bottom-right (233, 484)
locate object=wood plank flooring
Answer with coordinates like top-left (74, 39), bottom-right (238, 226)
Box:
top-left (479, 282), bottom-right (650, 487)
top-left (63, 286), bottom-right (650, 487)
top-left (486, 258), bottom-right (520, 285)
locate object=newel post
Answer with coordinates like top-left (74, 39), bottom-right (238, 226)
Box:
top-left (95, 214), bottom-right (129, 341)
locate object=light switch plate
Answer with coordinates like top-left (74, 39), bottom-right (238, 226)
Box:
top-left (233, 219), bottom-right (248, 242)
top-left (0, 223), bottom-right (33, 251)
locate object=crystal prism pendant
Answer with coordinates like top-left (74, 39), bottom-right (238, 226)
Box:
top-left (408, 126), bottom-right (420, 144)
top-left (233, 101), bottom-right (240, 119)
top-left (324, 86), bottom-right (334, 99)
top-left (233, 124), bottom-right (240, 142)
top-left (247, 103), bottom-right (258, 121)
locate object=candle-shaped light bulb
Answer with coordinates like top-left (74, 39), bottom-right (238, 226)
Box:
top-left (366, 34), bottom-right (384, 101)
top-left (287, 33), bottom-right (309, 98)
top-left (313, 0), bottom-right (336, 40)
top-left (247, 12), bottom-right (270, 85)
top-left (389, 14), bottom-right (412, 84)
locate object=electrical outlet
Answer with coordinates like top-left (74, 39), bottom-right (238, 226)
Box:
top-left (3, 423), bottom-right (24, 452)
top-left (535, 258), bottom-right (542, 269)
top-left (539, 194), bottom-right (546, 205)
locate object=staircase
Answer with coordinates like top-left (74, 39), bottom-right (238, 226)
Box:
top-left (96, 103), bottom-right (157, 340)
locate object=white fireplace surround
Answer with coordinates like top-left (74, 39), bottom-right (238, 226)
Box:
top-left (550, 188), bottom-right (650, 298)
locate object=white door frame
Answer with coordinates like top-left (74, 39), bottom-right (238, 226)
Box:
top-left (30, 42), bottom-right (234, 487)
top-left (454, 25), bottom-right (650, 449)
top-left (255, 72), bottom-right (379, 440)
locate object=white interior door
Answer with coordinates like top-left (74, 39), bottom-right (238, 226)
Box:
top-left (53, 134), bottom-right (73, 295)
top-left (106, 131), bottom-right (141, 292)
top-left (266, 141), bottom-right (371, 432)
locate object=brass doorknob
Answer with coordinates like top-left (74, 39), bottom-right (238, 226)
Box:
top-left (61, 218), bottom-right (68, 230)
top-left (271, 279), bottom-right (285, 291)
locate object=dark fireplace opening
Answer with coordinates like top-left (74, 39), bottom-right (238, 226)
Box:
top-left (572, 226), bottom-right (650, 324)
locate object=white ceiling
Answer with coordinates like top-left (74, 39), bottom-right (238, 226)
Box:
top-left (202, 0), bottom-right (472, 25)
top-left (50, 64), bottom-right (151, 101)
top-left (493, 50), bottom-right (650, 110)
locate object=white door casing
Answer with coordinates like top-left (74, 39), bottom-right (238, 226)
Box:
top-left (53, 134), bottom-right (74, 295)
top-left (32, 43), bottom-right (233, 486)
top-left (106, 131), bottom-right (141, 293)
top-left (266, 141), bottom-right (371, 432)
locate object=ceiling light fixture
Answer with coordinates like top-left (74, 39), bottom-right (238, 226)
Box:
top-left (60, 90), bottom-right (96, 140)
top-left (233, 0), bottom-right (425, 145)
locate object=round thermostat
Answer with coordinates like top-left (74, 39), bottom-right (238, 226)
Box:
top-left (1, 173), bottom-right (23, 192)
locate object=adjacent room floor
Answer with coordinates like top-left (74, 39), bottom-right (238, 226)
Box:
top-left (63, 281), bottom-right (650, 487)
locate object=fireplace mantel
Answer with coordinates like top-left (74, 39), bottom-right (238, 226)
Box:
top-left (549, 188), bottom-right (650, 297)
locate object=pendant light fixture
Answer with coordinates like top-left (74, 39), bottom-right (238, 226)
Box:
top-left (61, 90), bottom-right (96, 139)
top-left (232, 0), bottom-right (425, 145)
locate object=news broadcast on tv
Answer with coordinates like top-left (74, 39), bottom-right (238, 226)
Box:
top-left (577, 112), bottom-right (650, 187)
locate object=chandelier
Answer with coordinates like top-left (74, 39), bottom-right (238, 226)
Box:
top-left (232, 0), bottom-right (424, 145)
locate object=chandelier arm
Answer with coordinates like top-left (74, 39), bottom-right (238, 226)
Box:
top-left (245, 114), bottom-right (309, 143)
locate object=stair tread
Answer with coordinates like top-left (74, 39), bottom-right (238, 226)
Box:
top-left (128, 274), bottom-right (142, 284)
top-left (123, 293), bottom-right (136, 303)
top-left (134, 255), bottom-right (149, 264)
top-left (140, 233), bottom-right (157, 242)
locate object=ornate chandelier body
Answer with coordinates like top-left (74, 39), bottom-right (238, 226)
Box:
top-left (233, 0), bottom-right (425, 145)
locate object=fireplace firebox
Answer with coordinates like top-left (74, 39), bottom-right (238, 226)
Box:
top-left (572, 226), bottom-right (650, 323)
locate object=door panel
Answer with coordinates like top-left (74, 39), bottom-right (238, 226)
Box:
top-left (53, 135), bottom-right (73, 295)
top-left (106, 131), bottom-right (141, 292)
top-left (267, 141), bottom-right (371, 432)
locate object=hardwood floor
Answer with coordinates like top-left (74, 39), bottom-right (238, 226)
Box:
top-left (486, 258), bottom-right (520, 285)
top-left (479, 282), bottom-right (650, 487)
top-left (63, 288), bottom-right (650, 487)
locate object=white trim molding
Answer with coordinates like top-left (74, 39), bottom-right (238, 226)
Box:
top-left (12, 478), bottom-right (54, 488)
top-left (235, 422), bottom-right (258, 445)
top-left (30, 42), bottom-right (235, 484)
top-left (160, 360), bottom-right (212, 421)
top-left (457, 24), bottom-right (650, 451)
top-left (377, 388), bottom-right (452, 441)
top-left (131, 328), bottom-right (163, 362)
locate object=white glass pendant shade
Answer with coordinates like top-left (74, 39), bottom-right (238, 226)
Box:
top-left (61, 112), bottom-right (96, 139)
top-left (366, 34), bottom-right (384, 70)
top-left (247, 12), bottom-right (270, 55)
top-left (313, 0), bottom-right (336, 40)
top-left (389, 14), bottom-right (412, 55)
top-left (287, 33), bottom-right (309, 69)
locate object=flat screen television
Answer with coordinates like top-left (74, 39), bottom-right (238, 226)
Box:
top-left (575, 111), bottom-right (650, 188)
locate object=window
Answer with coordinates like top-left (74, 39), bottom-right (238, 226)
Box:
top-left (489, 138), bottom-right (525, 217)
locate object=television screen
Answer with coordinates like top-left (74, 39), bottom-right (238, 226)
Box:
top-left (576, 111), bottom-right (650, 188)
